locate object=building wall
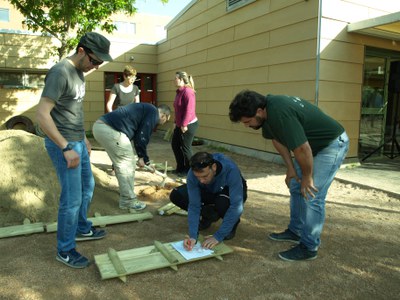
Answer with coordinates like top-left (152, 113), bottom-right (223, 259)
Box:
top-left (157, 0), bottom-right (322, 156)
top-left (157, 0), bottom-right (400, 158)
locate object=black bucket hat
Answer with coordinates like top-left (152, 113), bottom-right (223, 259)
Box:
top-left (79, 32), bottom-right (113, 62)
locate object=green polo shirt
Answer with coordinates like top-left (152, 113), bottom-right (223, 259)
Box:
top-left (261, 94), bottom-right (344, 156)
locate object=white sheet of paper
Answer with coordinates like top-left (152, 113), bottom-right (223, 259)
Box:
top-left (171, 241), bottom-right (214, 260)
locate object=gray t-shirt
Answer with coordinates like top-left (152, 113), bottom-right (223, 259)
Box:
top-left (41, 59), bottom-right (86, 141)
top-left (111, 83), bottom-right (140, 107)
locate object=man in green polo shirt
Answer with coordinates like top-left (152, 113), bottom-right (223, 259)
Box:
top-left (229, 90), bottom-right (349, 261)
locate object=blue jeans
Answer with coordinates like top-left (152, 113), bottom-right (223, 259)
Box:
top-left (45, 138), bottom-right (94, 252)
top-left (288, 132), bottom-right (349, 251)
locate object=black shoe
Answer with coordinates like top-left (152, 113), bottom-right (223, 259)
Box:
top-left (224, 219), bottom-right (240, 240)
top-left (278, 243), bottom-right (318, 261)
top-left (269, 229), bottom-right (300, 243)
top-left (198, 218), bottom-right (212, 230)
top-left (201, 206), bottom-right (219, 221)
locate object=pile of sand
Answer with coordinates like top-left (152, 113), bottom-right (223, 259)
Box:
top-left (0, 130), bottom-right (115, 227)
top-left (0, 130), bottom-right (179, 227)
top-left (0, 130), bottom-right (59, 226)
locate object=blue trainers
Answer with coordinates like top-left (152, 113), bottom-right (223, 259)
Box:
top-left (56, 248), bottom-right (90, 269)
top-left (76, 227), bottom-right (106, 241)
top-left (278, 243), bottom-right (318, 261)
top-left (269, 229), bottom-right (300, 243)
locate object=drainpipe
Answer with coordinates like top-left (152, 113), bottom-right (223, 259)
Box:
top-left (315, 0), bottom-right (322, 106)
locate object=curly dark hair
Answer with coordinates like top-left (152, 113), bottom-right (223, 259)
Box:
top-left (229, 90), bottom-right (266, 122)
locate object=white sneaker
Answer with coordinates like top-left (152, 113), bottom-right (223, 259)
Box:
top-left (131, 200), bottom-right (146, 210)
top-left (119, 199), bottom-right (146, 211)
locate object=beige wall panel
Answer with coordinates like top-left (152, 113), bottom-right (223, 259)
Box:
top-left (207, 33), bottom-right (269, 61)
top-left (114, 53), bottom-right (155, 64)
top-left (199, 127), bottom-right (270, 152)
top-left (4, 46), bottom-right (51, 59)
top-left (208, 1), bottom-right (269, 36)
top-left (319, 60), bottom-right (363, 84)
top-left (184, 2), bottom-right (225, 32)
top-left (186, 28), bottom-right (235, 54)
top-left (270, 0), bottom-right (307, 11)
top-left (198, 115), bottom-right (232, 130)
top-left (269, 40), bottom-right (317, 64)
top-left (167, 0), bottom-right (209, 28)
top-left (319, 81), bottom-right (361, 102)
top-left (341, 120), bottom-right (359, 137)
top-left (234, 40), bottom-right (316, 71)
top-left (270, 18), bottom-right (318, 47)
top-left (85, 71), bottom-right (103, 82)
top-left (189, 57), bottom-right (234, 77)
top-left (266, 81), bottom-right (316, 100)
top-left (233, 48), bottom-right (271, 70)
top-left (203, 100), bottom-right (231, 116)
top-left (167, 22), bottom-right (189, 40)
top-left (170, 25), bottom-right (208, 49)
top-left (205, 67), bottom-right (269, 88)
top-left (233, 1), bottom-right (317, 40)
top-left (0, 89), bottom-right (41, 123)
top-left (86, 81), bottom-right (104, 93)
top-left (318, 101), bottom-right (360, 122)
top-left (179, 50), bottom-right (208, 70)
top-left (157, 47), bottom-right (187, 62)
top-left (158, 40), bottom-right (172, 54)
top-left (320, 39), bottom-right (364, 63)
top-left (5, 57), bottom-right (53, 69)
top-left (269, 60), bottom-right (316, 82)
top-left (201, 87), bottom-right (235, 103)
top-left (4, 34), bottom-right (54, 47)
top-left (157, 51), bottom-right (208, 74)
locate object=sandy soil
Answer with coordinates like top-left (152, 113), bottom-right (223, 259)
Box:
top-left (0, 130), bottom-right (399, 300)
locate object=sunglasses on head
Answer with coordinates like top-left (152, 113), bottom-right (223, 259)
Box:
top-left (191, 160), bottom-right (214, 170)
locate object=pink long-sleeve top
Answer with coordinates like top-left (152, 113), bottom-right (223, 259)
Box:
top-left (173, 86), bottom-right (197, 127)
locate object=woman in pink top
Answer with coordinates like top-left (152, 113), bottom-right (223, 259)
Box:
top-left (171, 71), bottom-right (199, 176)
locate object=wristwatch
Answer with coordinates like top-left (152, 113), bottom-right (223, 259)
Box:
top-left (62, 143), bottom-right (74, 152)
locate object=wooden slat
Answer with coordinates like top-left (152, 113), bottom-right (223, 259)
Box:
top-left (0, 222), bottom-right (45, 239)
top-left (107, 248), bottom-right (127, 283)
top-left (154, 240), bottom-right (178, 271)
top-left (157, 202), bottom-right (188, 216)
top-left (45, 212), bottom-right (153, 232)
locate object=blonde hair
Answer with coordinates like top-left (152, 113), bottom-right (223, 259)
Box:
top-left (123, 65), bottom-right (137, 77)
top-left (176, 71), bottom-right (195, 91)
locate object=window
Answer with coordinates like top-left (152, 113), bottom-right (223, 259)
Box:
top-left (226, 0), bottom-right (256, 12)
top-left (115, 21), bottom-right (136, 35)
top-left (0, 71), bottom-right (46, 89)
top-left (0, 8), bottom-right (9, 22)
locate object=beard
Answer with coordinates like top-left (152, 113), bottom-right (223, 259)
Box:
top-left (249, 116), bottom-right (265, 130)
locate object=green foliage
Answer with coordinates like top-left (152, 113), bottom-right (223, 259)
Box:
top-left (9, 0), bottom-right (168, 59)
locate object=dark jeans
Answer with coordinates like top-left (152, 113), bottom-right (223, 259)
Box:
top-left (169, 177), bottom-right (248, 220)
top-left (171, 121), bottom-right (199, 173)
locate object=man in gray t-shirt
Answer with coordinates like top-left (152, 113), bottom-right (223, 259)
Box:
top-left (36, 32), bottom-right (113, 269)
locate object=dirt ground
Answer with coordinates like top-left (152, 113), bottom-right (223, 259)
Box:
top-left (0, 130), bottom-right (399, 300)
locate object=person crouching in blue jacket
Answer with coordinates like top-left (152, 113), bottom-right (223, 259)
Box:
top-left (170, 151), bottom-right (247, 250)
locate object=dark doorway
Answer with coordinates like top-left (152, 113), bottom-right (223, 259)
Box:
top-left (360, 48), bottom-right (400, 160)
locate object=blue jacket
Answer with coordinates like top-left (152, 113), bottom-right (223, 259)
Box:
top-left (100, 103), bottom-right (159, 163)
top-left (187, 153), bottom-right (245, 241)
